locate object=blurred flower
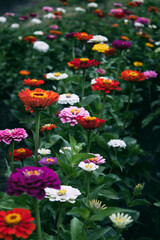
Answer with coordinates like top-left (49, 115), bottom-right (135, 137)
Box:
top-left (23, 78), bottom-right (44, 86)
top-left (155, 47), bottom-right (160, 53)
top-left (0, 128), bottom-right (28, 145)
top-left (68, 58), bottom-right (99, 70)
top-left (38, 148), bottom-right (51, 155)
top-left (135, 17), bottom-right (150, 25)
top-left (39, 157), bottom-right (57, 166)
top-left (0, 16), bottom-right (7, 23)
top-left (145, 42), bottom-right (154, 48)
top-left (121, 36), bottom-right (130, 41)
top-left (18, 88), bottom-right (59, 110)
top-left (9, 148), bottom-right (32, 161)
top-left (33, 41), bottom-right (49, 52)
top-left (128, 2), bottom-right (138, 7)
top-left (75, 7), bottom-right (86, 12)
top-left (29, 13), bottom-right (37, 18)
top-left (40, 124), bottom-right (57, 131)
top-left (91, 77), bottom-right (121, 93)
top-left (33, 30), bottom-right (44, 35)
top-left (155, 41), bottom-right (160, 46)
top-left (107, 139), bottom-right (126, 148)
top-left (78, 161), bottom-right (99, 171)
top-left (127, 15), bottom-right (138, 21)
top-left (110, 8), bottom-right (123, 14)
top-left (88, 35), bottom-right (108, 43)
top-left (59, 147), bottom-right (71, 154)
top-left (56, 7), bottom-right (66, 13)
top-left (133, 61), bottom-right (143, 67)
top-left (5, 12), bottom-right (15, 16)
top-left (46, 72), bottom-right (68, 80)
top-left (42, 6), bottom-right (53, 12)
top-left (87, 2), bottom-right (98, 8)
top-left (114, 3), bottom-right (123, 7)
top-left (84, 153), bottom-right (105, 164)
top-left (104, 47), bottom-right (116, 56)
top-left (24, 36), bottom-right (37, 43)
top-left (49, 30), bottom-right (62, 35)
top-left (136, 32), bottom-right (150, 38)
top-left (45, 185), bottom-right (81, 203)
top-left (143, 70), bottom-right (157, 79)
top-left (58, 93), bottom-right (80, 105)
top-left (74, 32), bottom-right (93, 41)
top-left (31, 18), bottom-right (41, 24)
top-left (76, 116), bottom-right (105, 130)
top-left (95, 68), bottom-right (106, 75)
top-left (134, 22), bottom-right (144, 28)
top-left (114, 12), bottom-right (125, 19)
top-left (111, 40), bottom-right (131, 49)
top-left (120, 70), bottom-right (146, 82)
top-left (6, 166), bottom-right (61, 200)
top-left (148, 6), bottom-right (158, 13)
top-left (89, 199), bottom-right (107, 210)
top-left (46, 34), bottom-right (57, 40)
top-left (109, 213), bottom-right (133, 228)
top-left (59, 106), bottom-right (90, 126)
top-left (19, 70), bottom-right (30, 75)
top-left (19, 15), bottom-right (29, 20)
top-left (0, 208), bottom-right (35, 240)
top-left (94, 9), bottom-right (105, 18)
top-left (65, 32), bottom-right (77, 38)
top-left (50, 24), bottom-right (58, 29)
top-left (10, 23), bottom-right (19, 28)
top-left (148, 24), bottom-right (157, 29)
top-left (44, 13), bottom-right (55, 19)
top-left (92, 43), bottom-right (109, 52)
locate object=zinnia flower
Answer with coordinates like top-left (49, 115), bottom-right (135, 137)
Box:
top-left (107, 139), bottom-right (126, 148)
top-left (33, 41), bottom-right (49, 53)
top-left (87, 2), bottom-right (98, 8)
top-left (24, 36), bottom-right (37, 43)
top-left (84, 153), bottom-right (105, 164)
top-left (109, 213), bottom-right (133, 228)
top-left (42, 6), bottom-right (53, 12)
top-left (111, 40), bottom-right (131, 49)
top-left (148, 6), bottom-right (158, 13)
top-left (45, 185), bottom-right (81, 203)
top-left (39, 157), bottom-right (57, 166)
top-left (0, 16), bottom-right (7, 23)
top-left (145, 42), bottom-right (154, 48)
top-left (0, 128), bottom-right (28, 145)
top-left (87, 35), bottom-right (108, 43)
top-left (74, 32), bottom-right (93, 41)
top-left (76, 116), bottom-right (105, 130)
top-left (40, 124), bottom-right (57, 131)
top-left (0, 208), bottom-right (35, 240)
top-left (143, 70), bottom-right (157, 79)
top-left (120, 70), bottom-right (146, 82)
top-left (78, 162), bottom-right (99, 171)
top-left (9, 148), bottom-right (32, 161)
top-left (91, 77), bottom-right (121, 93)
top-left (18, 88), bottom-right (59, 110)
top-left (92, 43), bottom-right (109, 53)
top-left (33, 31), bottom-right (44, 35)
top-left (58, 93), bottom-right (80, 105)
top-left (95, 68), bottom-right (107, 75)
top-left (23, 78), bottom-right (44, 86)
top-left (104, 47), bottom-right (116, 56)
top-left (6, 166), bottom-right (61, 200)
top-left (46, 72), bottom-right (68, 80)
top-left (135, 17), bottom-right (150, 25)
top-left (19, 70), bottom-right (30, 75)
top-left (11, 23), bottom-right (19, 28)
top-left (38, 148), bottom-right (51, 155)
top-left (59, 106), bottom-right (90, 126)
top-left (133, 61), bottom-right (143, 67)
top-left (31, 18), bottom-right (41, 24)
top-left (68, 58), bottom-right (99, 70)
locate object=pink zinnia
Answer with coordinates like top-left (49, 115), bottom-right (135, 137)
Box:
top-left (0, 128), bottom-right (28, 144)
top-left (50, 25), bottom-right (58, 30)
top-left (59, 106), bottom-right (90, 126)
top-left (84, 153), bottom-right (106, 164)
top-left (110, 8), bottom-right (123, 14)
top-left (5, 12), bottom-right (15, 16)
top-left (42, 6), bottom-right (53, 12)
top-left (143, 71), bottom-right (158, 79)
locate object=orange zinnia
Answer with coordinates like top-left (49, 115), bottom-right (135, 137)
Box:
top-left (49, 30), bottom-right (62, 35)
top-left (74, 32), bottom-right (93, 41)
top-left (148, 6), bottom-right (158, 13)
top-left (19, 70), bottom-right (30, 75)
top-left (120, 70), bottom-right (146, 82)
top-left (121, 36), bottom-right (130, 41)
top-left (18, 88), bottom-right (59, 110)
top-left (23, 78), bottom-right (44, 86)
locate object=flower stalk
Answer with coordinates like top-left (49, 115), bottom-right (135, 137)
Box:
top-left (86, 131), bottom-right (92, 153)
top-left (81, 69), bottom-right (86, 103)
top-left (34, 198), bottom-right (42, 240)
top-left (35, 110), bottom-right (41, 167)
top-left (10, 140), bottom-right (15, 172)
top-left (57, 204), bottom-right (62, 240)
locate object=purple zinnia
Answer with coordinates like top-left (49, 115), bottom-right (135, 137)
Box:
top-left (30, 13), bottom-right (37, 18)
top-left (0, 128), bottom-right (28, 144)
top-left (39, 157), bottom-right (57, 166)
top-left (50, 25), bottom-right (58, 30)
top-left (95, 68), bottom-right (107, 75)
top-left (6, 166), bottom-right (61, 200)
top-left (65, 32), bottom-right (77, 39)
top-left (84, 153), bottom-right (106, 164)
top-left (111, 40), bottom-right (131, 49)
top-left (19, 15), bottom-right (29, 20)
top-left (135, 17), bottom-right (150, 25)
top-left (143, 71), bottom-right (158, 79)
top-left (46, 35), bottom-right (57, 40)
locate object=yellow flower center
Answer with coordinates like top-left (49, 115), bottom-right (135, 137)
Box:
top-left (129, 72), bottom-right (138, 77)
top-left (89, 157), bottom-right (98, 162)
top-left (115, 217), bottom-right (125, 223)
top-left (81, 33), bottom-right (88, 36)
top-left (71, 109), bottom-right (80, 114)
top-left (30, 92), bottom-right (48, 98)
top-left (80, 58), bottom-right (89, 62)
top-left (5, 213), bottom-right (21, 225)
top-left (30, 79), bottom-right (38, 82)
top-left (103, 79), bottom-right (112, 84)
top-left (17, 148), bottom-right (26, 154)
top-left (58, 189), bottom-right (67, 195)
top-left (85, 116), bottom-right (97, 121)
top-left (54, 72), bottom-right (61, 77)
top-left (46, 158), bottom-right (55, 162)
top-left (44, 124), bottom-right (52, 127)
top-left (85, 164), bottom-right (93, 169)
top-left (66, 93), bottom-right (72, 98)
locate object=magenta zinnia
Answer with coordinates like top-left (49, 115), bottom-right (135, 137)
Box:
top-left (0, 128), bottom-right (28, 145)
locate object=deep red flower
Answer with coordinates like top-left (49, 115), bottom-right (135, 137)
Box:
top-left (104, 47), bottom-right (116, 56)
top-left (148, 6), bottom-right (158, 13)
top-left (94, 9), bottom-right (105, 18)
top-left (120, 70), bottom-right (146, 82)
top-left (128, 2), bottom-right (138, 7)
top-left (40, 124), bottom-right (57, 131)
top-left (76, 116), bottom-right (105, 130)
top-left (68, 58), bottom-right (99, 70)
top-left (74, 32), bottom-right (93, 41)
top-left (9, 148), bottom-right (32, 161)
top-left (0, 208), bottom-right (35, 240)
top-left (24, 36), bottom-right (37, 43)
top-left (127, 15), bottom-right (138, 21)
top-left (23, 78), bottom-right (44, 86)
top-left (91, 77), bottom-right (121, 93)
top-left (114, 12), bottom-right (125, 19)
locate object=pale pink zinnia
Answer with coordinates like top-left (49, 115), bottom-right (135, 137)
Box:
top-left (42, 6), bottom-right (53, 12)
top-left (0, 128), bottom-right (28, 144)
top-left (143, 71), bottom-right (157, 79)
top-left (84, 153), bottom-right (106, 164)
top-left (59, 106), bottom-right (90, 126)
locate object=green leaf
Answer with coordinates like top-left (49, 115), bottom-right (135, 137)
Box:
top-left (129, 199), bottom-right (151, 207)
top-left (100, 187), bottom-right (119, 200)
top-left (87, 227), bottom-right (112, 240)
top-left (90, 184), bottom-right (105, 199)
top-left (118, 185), bottom-right (132, 205)
top-left (82, 94), bottom-right (100, 106)
top-left (70, 153), bottom-right (95, 165)
top-left (70, 217), bottom-right (86, 240)
top-left (154, 201), bottom-right (160, 207)
top-left (103, 174), bottom-right (121, 186)
top-left (67, 207), bottom-right (90, 219)
top-left (56, 154), bottom-right (77, 177)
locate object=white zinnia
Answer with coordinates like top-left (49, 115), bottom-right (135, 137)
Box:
top-left (78, 162), bottom-right (99, 172)
top-left (0, 16), bottom-right (7, 23)
top-left (46, 72), bottom-right (68, 80)
top-left (38, 148), bottom-right (51, 155)
top-left (107, 139), bottom-right (126, 148)
top-left (75, 7), bottom-right (86, 12)
top-left (58, 93), bottom-right (80, 105)
top-left (88, 35), bottom-right (108, 43)
top-left (134, 22), bottom-right (144, 28)
top-left (109, 213), bottom-right (133, 229)
top-left (31, 18), bottom-right (42, 24)
top-left (155, 41), bottom-right (160, 46)
top-left (33, 31), bottom-right (44, 35)
top-left (56, 7), bottom-right (66, 13)
top-left (59, 147), bottom-right (72, 154)
top-left (148, 24), bottom-right (157, 29)
top-left (133, 0), bottom-right (143, 2)
top-left (45, 185), bottom-right (81, 203)
top-left (33, 41), bottom-right (49, 53)
top-left (44, 13), bottom-right (55, 19)
top-left (87, 3), bottom-right (98, 8)
top-left (11, 23), bottom-right (19, 28)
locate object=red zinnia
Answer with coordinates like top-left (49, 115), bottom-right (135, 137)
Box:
top-left (76, 116), bottom-right (105, 130)
top-left (120, 70), bottom-right (146, 82)
top-left (24, 36), bottom-right (37, 43)
top-left (91, 77), bottom-right (121, 93)
top-left (68, 58), bottom-right (99, 70)
top-left (127, 15), bottom-right (138, 21)
top-left (0, 208), bottom-right (35, 240)
top-left (74, 32), bottom-right (93, 41)
top-left (114, 12), bottom-right (125, 19)
top-left (128, 2), bottom-right (138, 7)
top-left (148, 6), bottom-right (158, 13)
top-left (104, 47), bottom-right (116, 56)
top-left (9, 148), bottom-right (32, 161)
top-left (40, 123), bottom-right (57, 131)
top-left (23, 78), bottom-right (44, 86)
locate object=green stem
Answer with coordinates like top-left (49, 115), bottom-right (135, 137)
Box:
top-left (86, 173), bottom-right (91, 199)
top-left (86, 131), bottom-right (92, 153)
top-left (57, 204), bottom-right (62, 240)
top-left (81, 69), bottom-right (86, 103)
top-left (72, 39), bottom-right (75, 59)
top-left (109, 163), bottom-right (114, 174)
top-left (10, 141), bottom-right (15, 172)
top-left (100, 92), bottom-right (106, 118)
top-left (35, 110), bottom-right (41, 167)
top-left (34, 198), bottom-right (42, 240)
top-left (116, 50), bottom-right (123, 81)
